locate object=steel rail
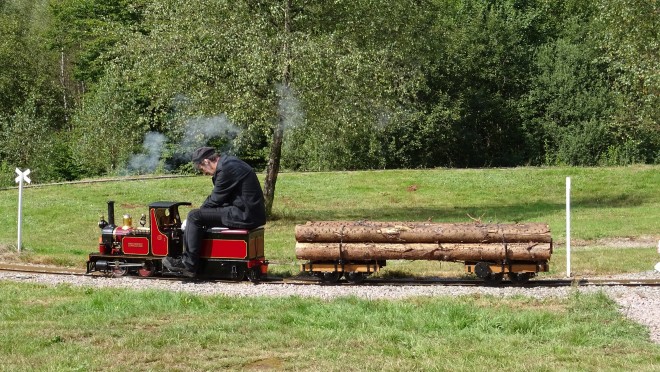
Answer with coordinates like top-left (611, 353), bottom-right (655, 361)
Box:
top-left (0, 174), bottom-right (195, 191)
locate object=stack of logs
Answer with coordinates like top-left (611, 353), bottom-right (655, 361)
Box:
top-left (295, 221), bottom-right (552, 262)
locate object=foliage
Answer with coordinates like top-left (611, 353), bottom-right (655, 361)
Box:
top-left (592, 0), bottom-right (660, 164)
top-left (283, 0), bottom-right (433, 170)
top-left (68, 69), bottom-right (144, 175)
top-left (0, 0), bottom-right (658, 187)
top-left (421, 0), bottom-right (544, 167)
top-left (48, 0), bottom-right (149, 87)
top-left (593, 0), bottom-right (659, 122)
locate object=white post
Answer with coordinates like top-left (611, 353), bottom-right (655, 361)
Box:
top-left (656, 240), bottom-right (660, 273)
top-left (17, 176), bottom-right (23, 253)
top-left (566, 176), bottom-right (571, 278)
top-left (15, 168), bottom-right (31, 253)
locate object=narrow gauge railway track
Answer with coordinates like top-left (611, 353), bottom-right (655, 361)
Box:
top-left (284, 276), bottom-right (660, 287)
top-left (0, 174), bottom-right (194, 191)
top-left (1, 263), bottom-right (659, 287)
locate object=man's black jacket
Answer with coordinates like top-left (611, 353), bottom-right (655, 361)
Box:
top-left (201, 155), bottom-right (266, 229)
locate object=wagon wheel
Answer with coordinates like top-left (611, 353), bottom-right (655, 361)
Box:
top-left (138, 261), bottom-right (155, 277)
top-left (344, 271), bottom-right (366, 284)
top-left (508, 272), bottom-right (532, 285)
top-left (317, 271), bottom-right (342, 284)
top-left (483, 272), bottom-right (504, 286)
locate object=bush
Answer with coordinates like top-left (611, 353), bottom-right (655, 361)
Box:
top-left (546, 120), bottom-right (611, 166)
top-left (0, 161), bottom-right (14, 188)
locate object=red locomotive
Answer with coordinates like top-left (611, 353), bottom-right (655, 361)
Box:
top-left (86, 201), bottom-right (268, 281)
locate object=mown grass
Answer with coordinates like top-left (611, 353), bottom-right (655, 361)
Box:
top-left (0, 167), bottom-right (659, 370)
top-left (0, 281), bottom-right (658, 371)
top-left (0, 166), bottom-right (658, 277)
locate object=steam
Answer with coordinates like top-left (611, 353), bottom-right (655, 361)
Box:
top-left (123, 85), bottom-right (302, 175)
top-left (124, 114), bottom-right (242, 175)
top-left (126, 132), bottom-right (167, 174)
top-left (374, 110), bottom-right (392, 131)
top-left (277, 84), bottom-right (304, 132)
top-left (179, 114), bottom-right (241, 153)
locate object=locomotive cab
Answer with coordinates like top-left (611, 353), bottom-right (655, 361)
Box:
top-left (147, 201), bottom-right (192, 257)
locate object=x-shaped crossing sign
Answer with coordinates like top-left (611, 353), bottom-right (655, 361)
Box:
top-left (15, 168), bottom-right (31, 184)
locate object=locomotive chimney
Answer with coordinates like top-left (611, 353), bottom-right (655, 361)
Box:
top-left (107, 200), bottom-right (116, 227)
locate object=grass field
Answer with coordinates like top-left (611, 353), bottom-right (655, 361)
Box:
top-left (0, 166), bottom-right (658, 276)
top-left (0, 166), bottom-right (659, 370)
top-left (0, 282), bottom-right (659, 371)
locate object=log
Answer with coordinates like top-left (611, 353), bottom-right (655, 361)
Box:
top-left (295, 221), bottom-right (551, 244)
top-left (295, 242), bottom-right (552, 262)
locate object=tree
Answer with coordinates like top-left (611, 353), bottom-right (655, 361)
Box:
top-left (48, 0), bottom-right (149, 105)
top-left (593, 0), bottom-right (659, 163)
top-left (282, 0), bottom-right (436, 170)
top-left (419, 0), bottom-right (551, 167)
top-left (263, 0), bottom-right (291, 216)
top-left (69, 0), bottom-right (435, 213)
top-left (518, 2), bottom-right (617, 165)
top-left (0, 0), bottom-right (69, 183)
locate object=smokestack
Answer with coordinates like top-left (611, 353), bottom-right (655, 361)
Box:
top-left (107, 201), bottom-right (116, 227)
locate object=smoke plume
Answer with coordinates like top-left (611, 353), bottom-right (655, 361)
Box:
top-left (277, 84), bottom-right (304, 132)
top-left (124, 86), bottom-right (305, 174)
top-left (123, 113), bottom-right (243, 174)
top-left (179, 114), bottom-right (241, 155)
top-left (125, 132), bottom-right (167, 174)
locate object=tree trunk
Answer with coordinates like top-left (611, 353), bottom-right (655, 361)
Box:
top-left (263, 119), bottom-right (283, 216)
top-left (295, 242), bottom-right (552, 262)
top-left (263, 0), bottom-right (292, 217)
top-left (60, 48), bottom-right (69, 125)
top-left (295, 221), bottom-right (551, 243)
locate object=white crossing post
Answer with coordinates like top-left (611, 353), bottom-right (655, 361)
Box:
top-left (655, 240), bottom-right (660, 273)
top-left (15, 168), bottom-right (31, 253)
top-left (566, 176), bottom-right (571, 278)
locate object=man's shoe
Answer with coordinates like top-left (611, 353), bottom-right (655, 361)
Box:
top-left (162, 256), bottom-right (185, 272)
top-left (180, 268), bottom-right (196, 278)
top-left (162, 256), bottom-right (196, 278)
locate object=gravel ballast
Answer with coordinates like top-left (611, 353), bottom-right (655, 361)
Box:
top-left (1, 270), bottom-right (659, 344)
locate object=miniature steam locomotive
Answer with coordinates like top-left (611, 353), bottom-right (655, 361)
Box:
top-left (86, 201), bottom-right (268, 281)
top-left (86, 201), bottom-right (552, 285)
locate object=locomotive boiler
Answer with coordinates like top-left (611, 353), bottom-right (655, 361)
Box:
top-left (86, 201), bottom-right (268, 281)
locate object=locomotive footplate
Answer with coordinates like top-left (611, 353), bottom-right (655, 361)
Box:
top-left (195, 258), bottom-right (267, 281)
top-left (86, 254), bottom-right (162, 277)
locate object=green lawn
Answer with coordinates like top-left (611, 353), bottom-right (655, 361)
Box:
top-left (0, 281), bottom-right (658, 371)
top-left (1, 166), bottom-right (658, 276)
top-left (1, 166), bottom-right (659, 370)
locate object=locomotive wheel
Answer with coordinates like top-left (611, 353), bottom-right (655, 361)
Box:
top-left (232, 271), bottom-right (246, 282)
top-left (138, 261), bottom-right (155, 277)
top-left (344, 271), bottom-right (366, 284)
top-left (508, 272), bottom-right (532, 284)
top-left (111, 261), bottom-right (128, 277)
top-left (247, 268), bottom-right (262, 283)
top-left (317, 271), bottom-right (342, 284)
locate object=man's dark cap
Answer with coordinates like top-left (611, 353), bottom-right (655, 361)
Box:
top-left (191, 147), bottom-right (217, 165)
